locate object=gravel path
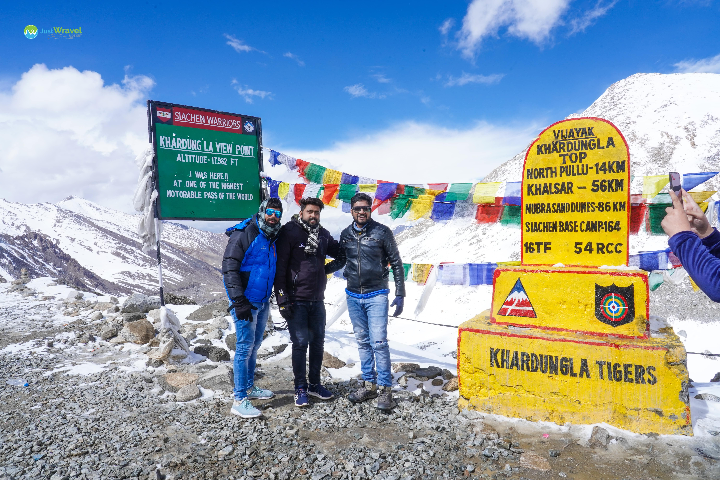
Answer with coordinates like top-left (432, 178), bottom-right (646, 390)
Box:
top-left (1, 285), bottom-right (719, 480)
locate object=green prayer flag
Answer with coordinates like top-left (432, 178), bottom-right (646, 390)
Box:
top-left (389, 263), bottom-right (412, 281)
top-left (647, 203), bottom-right (671, 235)
top-left (304, 163), bottom-right (327, 184)
top-left (445, 183), bottom-right (474, 202)
top-left (500, 205), bottom-right (521, 227)
top-left (337, 183), bottom-right (358, 202)
top-left (649, 272), bottom-right (664, 291)
top-left (390, 196), bottom-right (413, 219)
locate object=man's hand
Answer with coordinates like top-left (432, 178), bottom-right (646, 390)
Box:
top-left (681, 189), bottom-right (714, 238)
top-left (661, 190), bottom-right (693, 238)
top-left (228, 299), bottom-right (257, 322)
top-left (278, 304), bottom-right (293, 321)
top-left (390, 296), bottom-right (404, 317)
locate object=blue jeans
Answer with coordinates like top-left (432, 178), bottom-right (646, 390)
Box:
top-left (346, 294), bottom-right (392, 387)
top-left (231, 301), bottom-right (269, 399)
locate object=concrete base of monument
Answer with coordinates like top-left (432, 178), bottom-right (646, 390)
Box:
top-left (457, 311), bottom-right (692, 436)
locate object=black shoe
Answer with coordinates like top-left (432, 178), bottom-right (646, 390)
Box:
top-left (308, 383), bottom-right (334, 400)
top-left (376, 386), bottom-right (395, 411)
top-left (348, 381), bottom-right (378, 404)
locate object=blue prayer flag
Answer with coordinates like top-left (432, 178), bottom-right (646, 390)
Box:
top-left (341, 173), bottom-right (359, 184)
top-left (431, 202), bottom-right (455, 222)
top-left (375, 183), bottom-right (398, 201)
top-left (682, 172), bottom-right (718, 192)
top-left (467, 263), bottom-right (497, 285)
top-left (268, 149), bottom-right (281, 166)
top-left (502, 182), bottom-right (522, 205)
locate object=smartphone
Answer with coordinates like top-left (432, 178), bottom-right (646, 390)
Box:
top-left (669, 172), bottom-right (683, 208)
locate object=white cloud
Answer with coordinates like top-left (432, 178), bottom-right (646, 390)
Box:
top-left (445, 72), bottom-right (504, 86)
top-left (439, 18), bottom-right (455, 36)
top-left (343, 83), bottom-right (386, 99)
top-left (457, 0), bottom-right (572, 58)
top-left (568, 0), bottom-right (617, 35)
top-left (372, 73), bottom-right (391, 83)
top-left (674, 53), bottom-right (720, 73)
top-left (283, 52), bottom-right (305, 66)
top-left (232, 81), bottom-right (273, 103)
top-left (0, 64), bottom-right (152, 212)
top-left (283, 120), bottom-right (540, 184)
top-left (224, 34), bottom-right (264, 54)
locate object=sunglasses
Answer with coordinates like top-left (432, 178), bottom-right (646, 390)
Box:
top-left (265, 208), bottom-right (282, 219)
top-left (352, 206), bottom-right (371, 212)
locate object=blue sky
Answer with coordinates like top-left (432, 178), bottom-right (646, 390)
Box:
top-left (2, 1), bottom-right (720, 210)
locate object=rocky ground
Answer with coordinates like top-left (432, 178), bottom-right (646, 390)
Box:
top-left (1, 279), bottom-right (720, 480)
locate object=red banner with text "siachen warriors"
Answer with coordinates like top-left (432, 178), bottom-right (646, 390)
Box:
top-left (172, 107), bottom-right (251, 133)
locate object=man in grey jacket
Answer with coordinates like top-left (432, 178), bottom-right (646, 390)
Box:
top-left (328, 192), bottom-right (405, 411)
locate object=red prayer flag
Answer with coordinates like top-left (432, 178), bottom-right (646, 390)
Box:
top-left (296, 159), bottom-right (310, 181)
top-left (629, 204), bottom-right (647, 234)
top-left (293, 184), bottom-right (307, 205)
top-left (428, 183), bottom-right (448, 192)
top-left (475, 204), bottom-right (503, 224)
top-left (378, 199), bottom-right (391, 215)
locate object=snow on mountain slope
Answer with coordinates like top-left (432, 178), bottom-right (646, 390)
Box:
top-left (485, 73), bottom-right (720, 189)
top-left (0, 197), bottom-right (227, 301)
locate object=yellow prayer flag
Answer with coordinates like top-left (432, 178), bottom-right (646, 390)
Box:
top-left (425, 189), bottom-right (445, 198)
top-left (358, 184), bottom-right (378, 194)
top-left (473, 182), bottom-right (502, 204)
top-left (409, 195), bottom-right (434, 220)
top-left (322, 169), bottom-right (342, 184)
top-left (497, 261), bottom-right (522, 267)
top-left (700, 201), bottom-right (709, 213)
top-left (278, 182), bottom-right (290, 201)
top-left (642, 175), bottom-right (669, 199)
top-left (688, 191), bottom-right (716, 204)
top-left (689, 276), bottom-right (701, 292)
top-left (412, 263), bottom-right (433, 284)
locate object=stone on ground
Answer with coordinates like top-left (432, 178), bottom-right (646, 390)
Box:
top-left (322, 351), bottom-right (346, 369)
top-left (197, 364), bottom-right (234, 393)
top-left (193, 345), bottom-right (230, 362)
top-left (120, 293), bottom-right (162, 314)
top-left (160, 373), bottom-right (199, 393)
top-left (120, 319), bottom-right (155, 344)
top-left (519, 452), bottom-right (551, 471)
top-left (175, 384), bottom-right (202, 402)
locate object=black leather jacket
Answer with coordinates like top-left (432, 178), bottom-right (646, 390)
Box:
top-left (328, 219), bottom-right (405, 297)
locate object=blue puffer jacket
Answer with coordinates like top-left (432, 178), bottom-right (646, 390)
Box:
top-left (222, 215), bottom-right (277, 304)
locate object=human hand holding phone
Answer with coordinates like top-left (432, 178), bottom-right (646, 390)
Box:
top-left (669, 172), bottom-right (682, 208)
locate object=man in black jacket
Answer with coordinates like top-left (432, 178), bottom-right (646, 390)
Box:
top-left (328, 192), bottom-right (405, 411)
top-left (274, 197), bottom-right (342, 407)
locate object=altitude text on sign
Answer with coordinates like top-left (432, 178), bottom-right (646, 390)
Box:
top-left (521, 118), bottom-right (630, 267)
top-left (148, 101), bottom-right (263, 221)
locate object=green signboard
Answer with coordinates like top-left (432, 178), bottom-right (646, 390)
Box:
top-left (147, 101), bottom-right (264, 220)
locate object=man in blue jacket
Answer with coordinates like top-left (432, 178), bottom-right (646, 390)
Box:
top-left (222, 198), bottom-right (283, 418)
top-left (662, 189), bottom-right (720, 302)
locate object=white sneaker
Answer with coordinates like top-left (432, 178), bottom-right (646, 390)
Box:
top-left (230, 398), bottom-right (262, 418)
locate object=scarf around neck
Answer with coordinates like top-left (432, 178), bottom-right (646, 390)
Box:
top-left (294, 216), bottom-right (321, 255)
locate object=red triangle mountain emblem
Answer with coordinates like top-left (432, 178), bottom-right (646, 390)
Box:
top-left (497, 279), bottom-right (537, 318)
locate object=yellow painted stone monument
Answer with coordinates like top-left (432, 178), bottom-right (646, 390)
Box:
top-left (457, 118), bottom-right (692, 435)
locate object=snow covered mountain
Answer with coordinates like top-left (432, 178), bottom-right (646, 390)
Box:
top-left (396, 72), bottom-right (720, 265)
top-left (0, 197), bottom-right (227, 302)
top-left (485, 72), bottom-right (720, 189)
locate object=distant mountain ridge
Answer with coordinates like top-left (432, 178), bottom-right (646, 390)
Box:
top-left (0, 197), bottom-right (227, 302)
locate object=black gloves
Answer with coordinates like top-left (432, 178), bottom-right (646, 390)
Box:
top-left (278, 303), bottom-right (293, 321)
top-left (390, 296), bottom-right (404, 317)
top-left (228, 298), bottom-right (257, 322)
